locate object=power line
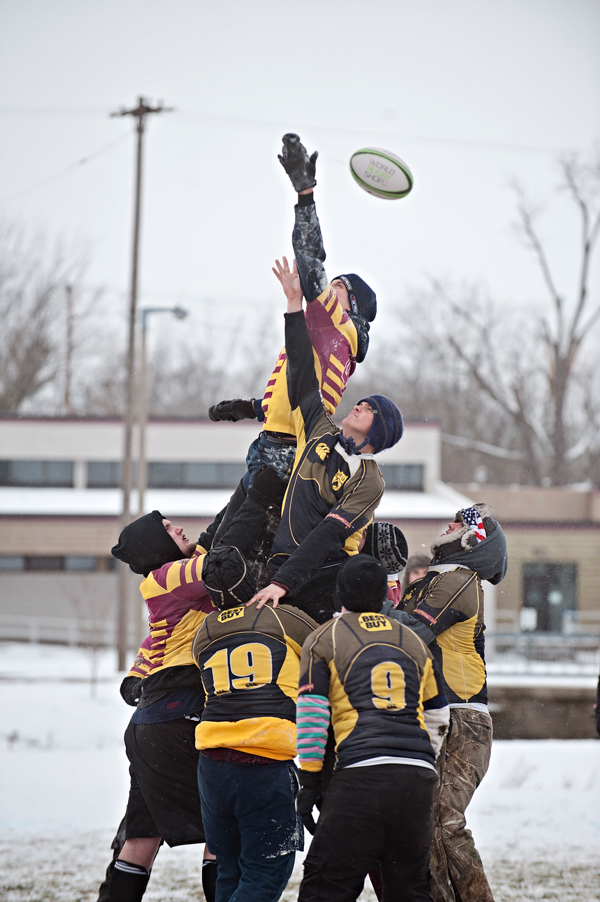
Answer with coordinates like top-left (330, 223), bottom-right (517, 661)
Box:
top-left (0, 131), bottom-right (132, 204)
top-left (0, 107), bottom-right (110, 116)
top-left (0, 104), bottom-right (572, 156)
top-left (175, 109), bottom-right (570, 156)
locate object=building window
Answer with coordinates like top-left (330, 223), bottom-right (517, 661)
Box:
top-left (0, 556), bottom-right (25, 570)
top-left (521, 562), bottom-right (577, 632)
top-left (148, 461), bottom-right (246, 489)
top-left (64, 556), bottom-right (97, 571)
top-left (378, 464), bottom-right (424, 491)
top-left (0, 556), bottom-right (114, 572)
top-left (85, 461), bottom-right (247, 489)
top-left (87, 461), bottom-right (122, 488)
top-left (27, 556), bottom-right (64, 571)
top-left (0, 460), bottom-right (73, 487)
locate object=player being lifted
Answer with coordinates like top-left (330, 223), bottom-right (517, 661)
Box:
top-left (205, 134), bottom-right (378, 553)
top-left (248, 255), bottom-right (403, 623)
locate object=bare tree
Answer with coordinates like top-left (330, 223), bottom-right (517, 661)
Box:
top-left (385, 155), bottom-right (600, 486)
top-left (0, 226), bottom-right (63, 412)
top-left (511, 155), bottom-right (600, 483)
top-left (59, 574), bottom-right (116, 697)
top-left (0, 224), bottom-right (105, 415)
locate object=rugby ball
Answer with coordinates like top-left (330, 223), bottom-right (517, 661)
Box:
top-left (350, 147), bottom-right (413, 200)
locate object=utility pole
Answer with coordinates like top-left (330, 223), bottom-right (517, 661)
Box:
top-left (111, 97), bottom-right (172, 670)
top-left (64, 284), bottom-right (73, 415)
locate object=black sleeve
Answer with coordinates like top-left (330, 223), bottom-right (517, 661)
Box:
top-left (120, 675), bottom-right (143, 707)
top-left (198, 504), bottom-right (227, 550)
top-left (285, 310), bottom-right (319, 410)
top-left (596, 675), bottom-right (600, 737)
top-left (273, 517), bottom-right (353, 594)
top-left (292, 196), bottom-right (329, 302)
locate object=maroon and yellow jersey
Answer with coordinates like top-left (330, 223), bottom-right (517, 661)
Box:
top-left (126, 547), bottom-right (216, 696)
top-left (261, 284), bottom-right (357, 435)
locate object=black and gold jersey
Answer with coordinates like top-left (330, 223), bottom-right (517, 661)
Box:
top-left (269, 311), bottom-right (384, 593)
top-left (402, 566), bottom-right (488, 706)
top-left (297, 611), bottom-right (447, 772)
top-left (192, 602), bottom-right (318, 760)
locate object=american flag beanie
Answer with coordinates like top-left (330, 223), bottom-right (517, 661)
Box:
top-left (457, 507), bottom-right (487, 543)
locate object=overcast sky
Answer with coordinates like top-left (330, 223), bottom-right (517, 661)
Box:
top-left (1, 0), bottom-right (599, 353)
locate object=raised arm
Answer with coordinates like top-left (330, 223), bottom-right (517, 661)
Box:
top-left (278, 133), bottom-right (328, 302)
top-left (272, 255), bottom-right (319, 410)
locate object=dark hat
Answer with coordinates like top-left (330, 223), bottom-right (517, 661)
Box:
top-left (404, 553), bottom-right (432, 582)
top-left (362, 522), bottom-right (408, 574)
top-left (430, 503), bottom-right (508, 585)
top-left (334, 274), bottom-right (377, 323)
top-left (111, 510), bottom-right (183, 576)
top-left (336, 555), bottom-right (388, 613)
top-left (359, 394), bottom-right (404, 453)
top-left (201, 545), bottom-right (257, 610)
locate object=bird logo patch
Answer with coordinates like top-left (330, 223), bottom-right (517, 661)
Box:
top-left (332, 470), bottom-right (348, 491)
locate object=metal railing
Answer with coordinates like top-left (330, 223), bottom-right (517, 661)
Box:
top-left (0, 613), bottom-right (123, 648)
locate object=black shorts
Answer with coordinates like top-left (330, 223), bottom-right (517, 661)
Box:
top-left (121, 718), bottom-right (205, 847)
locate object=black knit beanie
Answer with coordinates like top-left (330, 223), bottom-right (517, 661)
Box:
top-left (111, 510), bottom-right (183, 576)
top-left (201, 545), bottom-right (257, 610)
top-left (361, 394), bottom-right (404, 453)
top-left (336, 555), bottom-right (388, 613)
top-left (334, 274), bottom-right (377, 323)
top-left (362, 522), bottom-right (408, 574)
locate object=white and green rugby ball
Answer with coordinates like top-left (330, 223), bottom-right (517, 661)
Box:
top-left (350, 147), bottom-right (413, 200)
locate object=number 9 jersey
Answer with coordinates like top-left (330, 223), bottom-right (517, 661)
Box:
top-left (192, 603), bottom-right (318, 761)
top-left (297, 612), bottom-right (449, 773)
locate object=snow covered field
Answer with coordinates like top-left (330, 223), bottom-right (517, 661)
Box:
top-left (1, 642), bottom-right (599, 901)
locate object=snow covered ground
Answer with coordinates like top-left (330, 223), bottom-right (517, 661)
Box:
top-left (1, 642), bottom-right (599, 901)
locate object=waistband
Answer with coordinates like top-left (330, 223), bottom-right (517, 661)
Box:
top-left (263, 430), bottom-right (297, 445)
top-left (202, 747), bottom-right (283, 766)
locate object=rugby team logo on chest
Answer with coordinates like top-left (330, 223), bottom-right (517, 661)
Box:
top-left (332, 470), bottom-right (348, 491)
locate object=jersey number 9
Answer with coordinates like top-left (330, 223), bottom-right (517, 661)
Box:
top-left (371, 661), bottom-right (406, 711)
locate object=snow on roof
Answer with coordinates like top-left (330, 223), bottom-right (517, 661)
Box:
top-left (0, 482), bottom-right (474, 519)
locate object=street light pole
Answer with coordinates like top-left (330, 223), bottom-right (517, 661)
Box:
top-left (137, 306), bottom-right (188, 516)
top-left (64, 283), bottom-right (73, 415)
top-left (111, 97), bottom-right (172, 671)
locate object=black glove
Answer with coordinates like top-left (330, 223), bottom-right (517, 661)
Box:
top-left (278, 133), bottom-right (318, 192)
top-left (349, 313), bottom-right (370, 364)
top-left (247, 465), bottom-right (286, 509)
top-left (208, 399), bottom-right (257, 422)
top-left (296, 770), bottom-right (321, 835)
top-left (120, 675), bottom-right (143, 706)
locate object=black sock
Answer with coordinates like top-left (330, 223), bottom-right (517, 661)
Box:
top-left (109, 859), bottom-right (150, 902)
top-left (201, 859), bottom-right (218, 902)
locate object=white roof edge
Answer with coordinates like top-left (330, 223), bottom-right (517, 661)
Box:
top-left (0, 483), bottom-right (474, 519)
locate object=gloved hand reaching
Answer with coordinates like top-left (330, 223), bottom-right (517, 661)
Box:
top-left (208, 399), bottom-right (257, 422)
top-left (278, 133), bottom-right (318, 192)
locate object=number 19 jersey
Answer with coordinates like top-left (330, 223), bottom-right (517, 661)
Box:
top-left (192, 603), bottom-right (318, 761)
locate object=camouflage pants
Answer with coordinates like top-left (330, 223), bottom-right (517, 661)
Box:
top-left (430, 708), bottom-right (494, 902)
